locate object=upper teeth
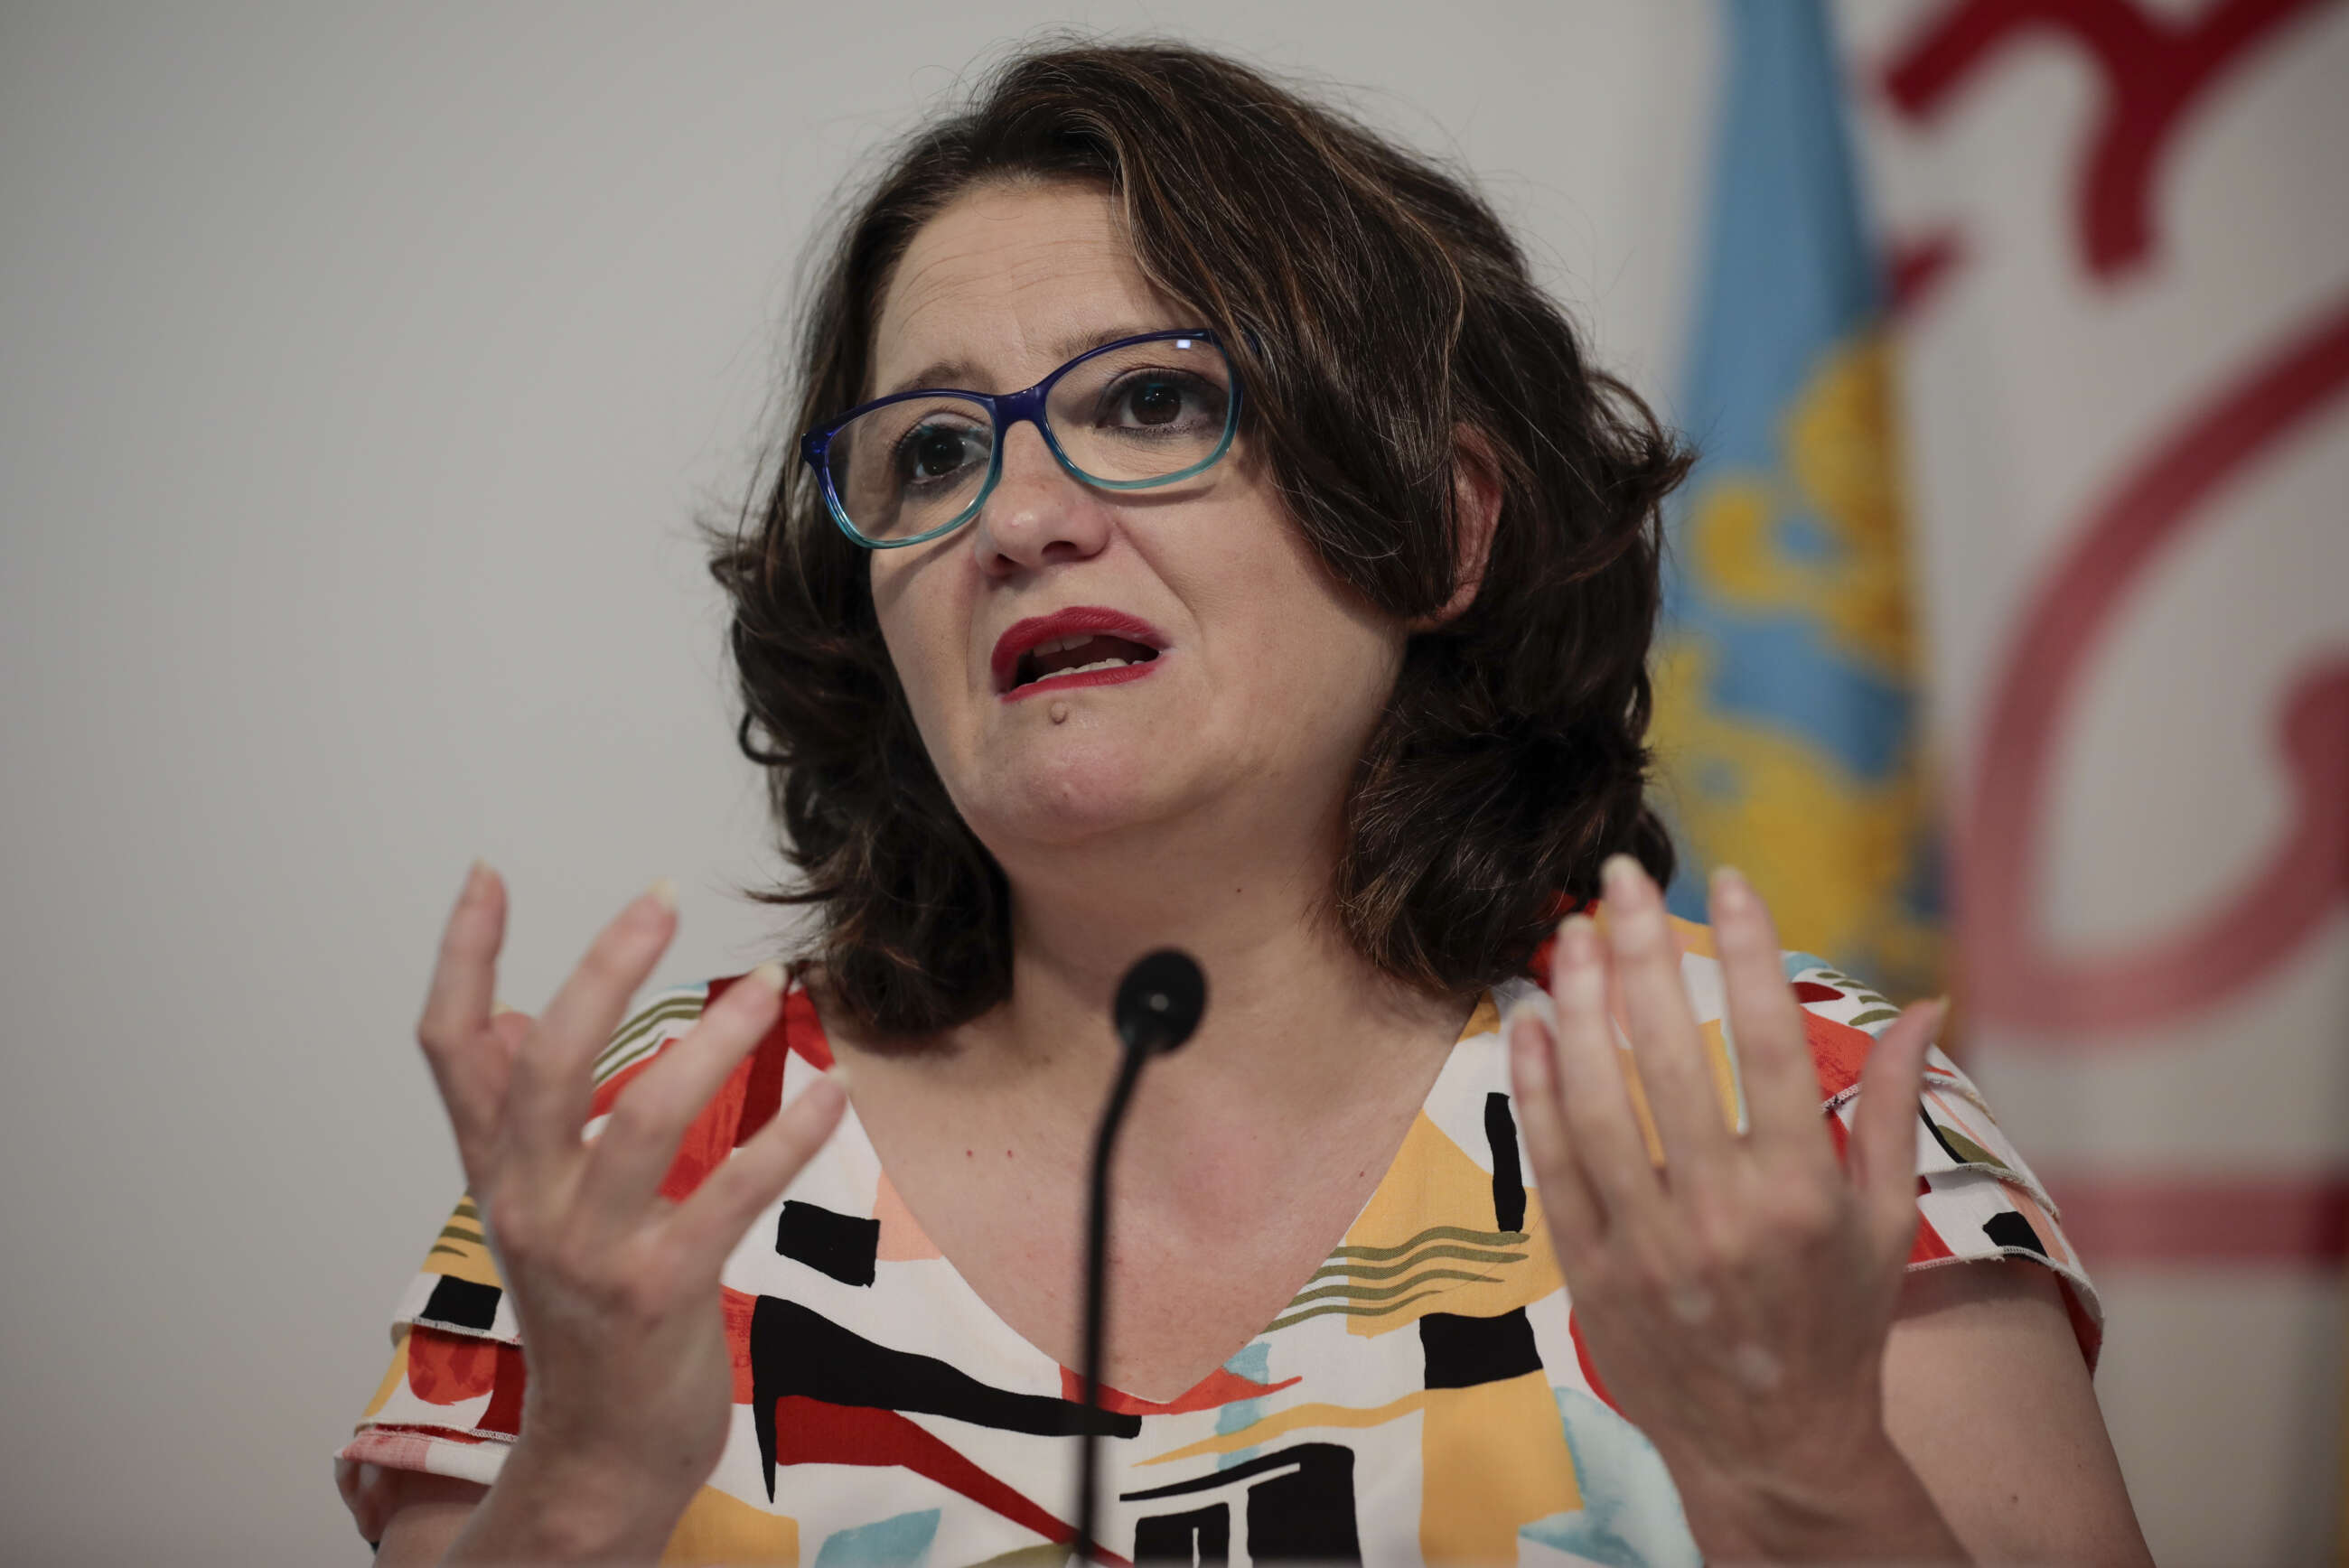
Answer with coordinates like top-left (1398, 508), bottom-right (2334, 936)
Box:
top-left (1034, 635), bottom-right (1097, 655)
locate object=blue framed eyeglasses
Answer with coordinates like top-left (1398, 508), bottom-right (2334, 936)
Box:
top-left (800, 329), bottom-right (1242, 549)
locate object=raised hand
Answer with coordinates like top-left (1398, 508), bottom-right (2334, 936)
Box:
top-left (1506, 855), bottom-right (1968, 1564)
top-left (413, 863), bottom-right (847, 1562)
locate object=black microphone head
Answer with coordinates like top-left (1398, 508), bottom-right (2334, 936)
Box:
top-left (1113, 949), bottom-right (1206, 1056)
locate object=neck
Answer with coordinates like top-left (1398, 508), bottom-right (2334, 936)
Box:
top-left (967, 799), bottom-right (1472, 1171)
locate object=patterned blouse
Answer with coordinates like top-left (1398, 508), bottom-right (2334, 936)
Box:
top-left (337, 915), bottom-right (2099, 1566)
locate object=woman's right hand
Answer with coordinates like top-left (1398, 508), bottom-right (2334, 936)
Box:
top-left (411, 863), bottom-right (847, 1563)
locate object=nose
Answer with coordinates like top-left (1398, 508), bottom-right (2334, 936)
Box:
top-left (969, 418), bottom-right (1110, 577)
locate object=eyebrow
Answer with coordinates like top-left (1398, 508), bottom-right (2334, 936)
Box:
top-left (875, 322), bottom-right (1194, 401)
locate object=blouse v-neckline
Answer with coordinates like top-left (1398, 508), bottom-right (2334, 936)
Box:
top-left (809, 988), bottom-right (1502, 1410)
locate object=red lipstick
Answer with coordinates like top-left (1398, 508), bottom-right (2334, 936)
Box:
top-left (991, 606), bottom-right (1168, 702)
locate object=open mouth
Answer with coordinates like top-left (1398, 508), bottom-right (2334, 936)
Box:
top-left (1011, 633), bottom-right (1160, 692)
top-left (992, 608), bottom-right (1169, 701)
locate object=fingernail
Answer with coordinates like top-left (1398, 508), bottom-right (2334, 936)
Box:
top-left (823, 1061), bottom-right (853, 1093)
top-left (1709, 864), bottom-right (1750, 913)
top-left (1503, 990), bottom-right (1558, 1038)
top-left (491, 996), bottom-right (519, 1017)
top-left (1506, 1006), bottom-right (1552, 1090)
top-left (1601, 854), bottom-right (1644, 902)
top-left (744, 959), bottom-right (784, 994)
top-left (645, 876), bottom-right (679, 913)
top-left (1557, 912), bottom-right (1598, 965)
top-left (462, 859), bottom-right (492, 900)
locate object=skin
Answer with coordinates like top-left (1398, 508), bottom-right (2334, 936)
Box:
top-left (1508, 864), bottom-right (2149, 1563)
top-left (374, 182), bottom-right (2151, 1565)
top-left (395, 873), bottom-right (850, 1565)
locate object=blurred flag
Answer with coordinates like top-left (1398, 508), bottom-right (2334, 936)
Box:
top-left (1833, 0), bottom-right (2349, 1560)
top-left (1655, 0), bottom-right (1942, 1003)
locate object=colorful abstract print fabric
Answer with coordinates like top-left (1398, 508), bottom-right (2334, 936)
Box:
top-left (338, 916), bottom-right (2100, 1566)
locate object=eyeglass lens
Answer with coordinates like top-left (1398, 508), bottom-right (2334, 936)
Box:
top-left (827, 337), bottom-right (1233, 543)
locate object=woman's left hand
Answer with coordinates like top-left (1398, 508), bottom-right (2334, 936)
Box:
top-left (1507, 854), bottom-right (1969, 1564)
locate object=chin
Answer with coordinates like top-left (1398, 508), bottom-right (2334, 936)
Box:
top-left (964, 734), bottom-right (1184, 848)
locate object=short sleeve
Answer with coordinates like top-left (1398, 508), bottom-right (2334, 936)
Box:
top-left (1783, 953), bottom-right (2104, 1369)
top-left (334, 978), bottom-right (752, 1542)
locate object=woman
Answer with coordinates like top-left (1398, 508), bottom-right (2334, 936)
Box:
top-left (341, 42), bottom-right (2150, 1565)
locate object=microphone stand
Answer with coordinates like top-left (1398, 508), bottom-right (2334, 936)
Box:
top-left (1077, 1041), bottom-right (1151, 1565)
top-left (1075, 951), bottom-right (1206, 1566)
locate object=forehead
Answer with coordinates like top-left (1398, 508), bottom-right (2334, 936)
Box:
top-left (870, 181), bottom-right (1184, 392)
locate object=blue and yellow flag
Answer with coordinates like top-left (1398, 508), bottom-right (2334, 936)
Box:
top-left (1655, 0), bottom-right (1941, 1003)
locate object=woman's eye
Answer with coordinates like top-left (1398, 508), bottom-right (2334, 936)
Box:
top-left (1125, 379), bottom-right (1184, 425)
top-left (1104, 373), bottom-right (1222, 431)
top-left (897, 423), bottom-right (984, 484)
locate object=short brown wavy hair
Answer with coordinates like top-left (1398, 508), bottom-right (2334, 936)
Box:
top-left (711, 40), bottom-right (1689, 1040)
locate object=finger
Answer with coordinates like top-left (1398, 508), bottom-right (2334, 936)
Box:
top-left (1708, 866), bottom-right (1832, 1162)
top-left (1505, 998), bottom-right (1603, 1259)
top-left (1545, 911), bottom-right (1665, 1221)
top-left (475, 1009), bottom-right (535, 1134)
top-left (505, 879), bottom-right (679, 1162)
top-left (1851, 998), bottom-right (1943, 1251)
top-left (575, 962), bottom-right (787, 1213)
top-left (488, 1006), bottom-right (535, 1054)
top-left (1599, 854), bottom-right (1732, 1176)
top-left (669, 1067), bottom-right (851, 1263)
top-left (415, 862), bottom-right (510, 1170)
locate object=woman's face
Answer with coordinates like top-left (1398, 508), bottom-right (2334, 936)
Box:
top-left (866, 181), bottom-right (1404, 864)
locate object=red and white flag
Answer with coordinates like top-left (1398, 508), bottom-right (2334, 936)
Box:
top-left (1835, 1), bottom-right (2349, 1560)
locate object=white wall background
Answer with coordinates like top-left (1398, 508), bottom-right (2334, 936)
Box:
top-left (0, 5), bottom-right (1715, 1561)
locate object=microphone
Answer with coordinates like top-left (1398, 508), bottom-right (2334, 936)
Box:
top-left (1076, 950), bottom-right (1207, 1564)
